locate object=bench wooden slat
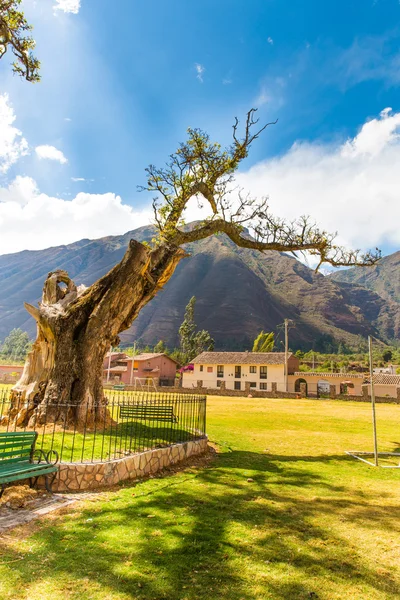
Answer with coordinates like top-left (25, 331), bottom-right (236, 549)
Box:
top-left (119, 405), bottom-right (178, 423)
top-left (0, 449), bottom-right (33, 459)
top-left (0, 463), bottom-right (56, 476)
top-left (0, 466), bottom-right (58, 485)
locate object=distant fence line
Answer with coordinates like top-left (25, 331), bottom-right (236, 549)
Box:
top-left (0, 389), bottom-right (206, 464)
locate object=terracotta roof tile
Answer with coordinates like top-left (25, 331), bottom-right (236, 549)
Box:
top-left (133, 353), bottom-right (179, 364)
top-left (192, 352), bottom-right (293, 365)
top-left (370, 374), bottom-right (400, 385)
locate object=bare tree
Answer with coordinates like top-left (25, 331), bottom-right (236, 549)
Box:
top-left (6, 110), bottom-right (379, 428)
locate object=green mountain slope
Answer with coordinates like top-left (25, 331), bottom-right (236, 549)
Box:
top-left (0, 226), bottom-right (398, 350)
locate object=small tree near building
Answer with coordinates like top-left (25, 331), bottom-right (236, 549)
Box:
top-left (252, 331), bottom-right (274, 352)
top-left (179, 297), bottom-right (214, 364)
top-left (1, 328), bottom-right (31, 361)
top-left (153, 340), bottom-right (166, 353)
top-left (382, 349), bottom-right (392, 363)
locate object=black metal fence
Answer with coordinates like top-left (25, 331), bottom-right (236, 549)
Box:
top-left (0, 387), bottom-right (206, 464)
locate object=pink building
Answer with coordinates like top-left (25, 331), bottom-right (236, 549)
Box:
top-left (103, 352), bottom-right (178, 386)
top-left (0, 364), bottom-right (24, 383)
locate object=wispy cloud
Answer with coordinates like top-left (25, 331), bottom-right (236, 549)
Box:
top-left (53, 0), bottom-right (81, 14)
top-left (267, 36), bottom-right (274, 45)
top-left (71, 177), bottom-right (86, 182)
top-left (254, 86), bottom-right (272, 107)
top-left (235, 107), bottom-right (400, 253)
top-left (35, 145), bottom-right (68, 164)
top-left (195, 63), bottom-right (205, 83)
top-left (0, 94), bottom-right (29, 173)
top-left (222, 70), bottom-right (233, 85)
top-left (0, 176), bottom-right (152, 255)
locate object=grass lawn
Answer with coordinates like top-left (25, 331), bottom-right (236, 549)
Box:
top-left (1, 396), bottom-right (400, 599)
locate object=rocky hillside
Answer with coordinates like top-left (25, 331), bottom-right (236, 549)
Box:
top-left (331, 251), bottom-right (400, 305)
top-left (0, 225), bottom-right (399, 350)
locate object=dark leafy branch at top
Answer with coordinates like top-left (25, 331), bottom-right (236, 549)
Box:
top-left (0, 0), bottom-right (40, 82)
top-left (140, 108), bottom-right (380, 269)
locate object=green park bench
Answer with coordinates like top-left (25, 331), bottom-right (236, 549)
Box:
top-left (0, 431), bottom-right (59, 496)
top-left (119, 404), bottom-right (178, 423)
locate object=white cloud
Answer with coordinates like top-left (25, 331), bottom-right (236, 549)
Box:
top-left (71, 177), bottom-right (86, 182)
top-left (267, 37), bottom-right (274, 45)
top-left (195, 63), bottom-right (205, 83)
top-left (254, 87), bottom-right (271, 107)
top-left (35, 145), bottom-right (68, 164)
top-left (234, 107), bottom-right (400, 253)
top-left (53, 0), bottom-right (81, 14)
top-left (0, 177), bottom-right (152, 255)
top-left (341, 107), bottom-right (400, 157)
top-left (0, 93), bottom-right (29, 173)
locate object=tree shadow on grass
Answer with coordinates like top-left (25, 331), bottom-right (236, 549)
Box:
top-left (1, 450), bottom-right (400, 599)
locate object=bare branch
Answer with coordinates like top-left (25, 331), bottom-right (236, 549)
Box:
top-left (139, 109), bottom-right (380, 270)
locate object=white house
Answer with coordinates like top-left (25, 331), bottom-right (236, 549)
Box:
top-left (182, 351), bottom-right (299, 392)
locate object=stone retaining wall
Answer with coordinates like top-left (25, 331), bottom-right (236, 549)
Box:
top-left (50, 437), bottom-right (208, 492)
top-left (158, 385), bottom-right (301, 400)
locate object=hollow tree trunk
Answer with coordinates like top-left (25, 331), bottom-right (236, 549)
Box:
top-left (4, 240), bottom-right (185, 428)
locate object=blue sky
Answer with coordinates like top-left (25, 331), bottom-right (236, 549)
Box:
top-left (0, 0), bottom-right (400, 257)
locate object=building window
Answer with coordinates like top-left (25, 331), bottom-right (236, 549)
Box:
top-left (217, 365), bottom-right (224, 378)
top-left (200, 365), bottom-right (203, 372)
top-left (260, 366), bottom-right (267, 379)
top-left (249, 382), bottom-right (256, 388)
top-left (216, 380), bottom-right (222, 388)
top-left (234, 381), bottom-right (241, 390)
top-left (249, 366), bottom-right (257, 374)
top-left (260, 382), bottom-right (267, 390)
top-left (207, 366), bottom-right (213, 373)
top-left (235, 366), bottom-right (241, 379)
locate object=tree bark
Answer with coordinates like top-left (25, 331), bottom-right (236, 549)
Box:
top-left (4, 239), bottom-right (185, 428)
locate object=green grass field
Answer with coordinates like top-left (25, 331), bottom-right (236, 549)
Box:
top-left (1, 396), bottom-right (400, 599)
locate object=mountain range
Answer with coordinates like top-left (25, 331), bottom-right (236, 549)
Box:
top-left (0, 225), bottom-right (399, 351)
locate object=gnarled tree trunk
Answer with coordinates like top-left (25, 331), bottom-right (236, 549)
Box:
top-left (5, 240), bottom-right (185, 428)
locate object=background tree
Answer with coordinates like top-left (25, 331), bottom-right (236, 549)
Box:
top-left (179, 296), bottom-right (214, 363)
top-left (153, 340), bottom-right (166, 353)
top-left (252, 331), bottom-right (274, 352)
top-left (382, 349), bottom-right (392, 363)
top-left (0, 328), bottom-right (31, 361)
top-left (7, 110), bottom-right (380, 428)
top-left (0, 1), bottom-right (40, 81)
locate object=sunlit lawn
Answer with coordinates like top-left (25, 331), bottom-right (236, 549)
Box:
top-left (1, 396), bottom-right (400, 599)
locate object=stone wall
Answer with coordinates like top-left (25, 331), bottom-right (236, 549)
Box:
top-left (51, 437), bottom-right (208, 492)
top-left (159, 384), bottom-right (301, 400)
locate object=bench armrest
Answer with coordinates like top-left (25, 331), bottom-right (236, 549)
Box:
top-left (33, 449), bottom-right (59, 466)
